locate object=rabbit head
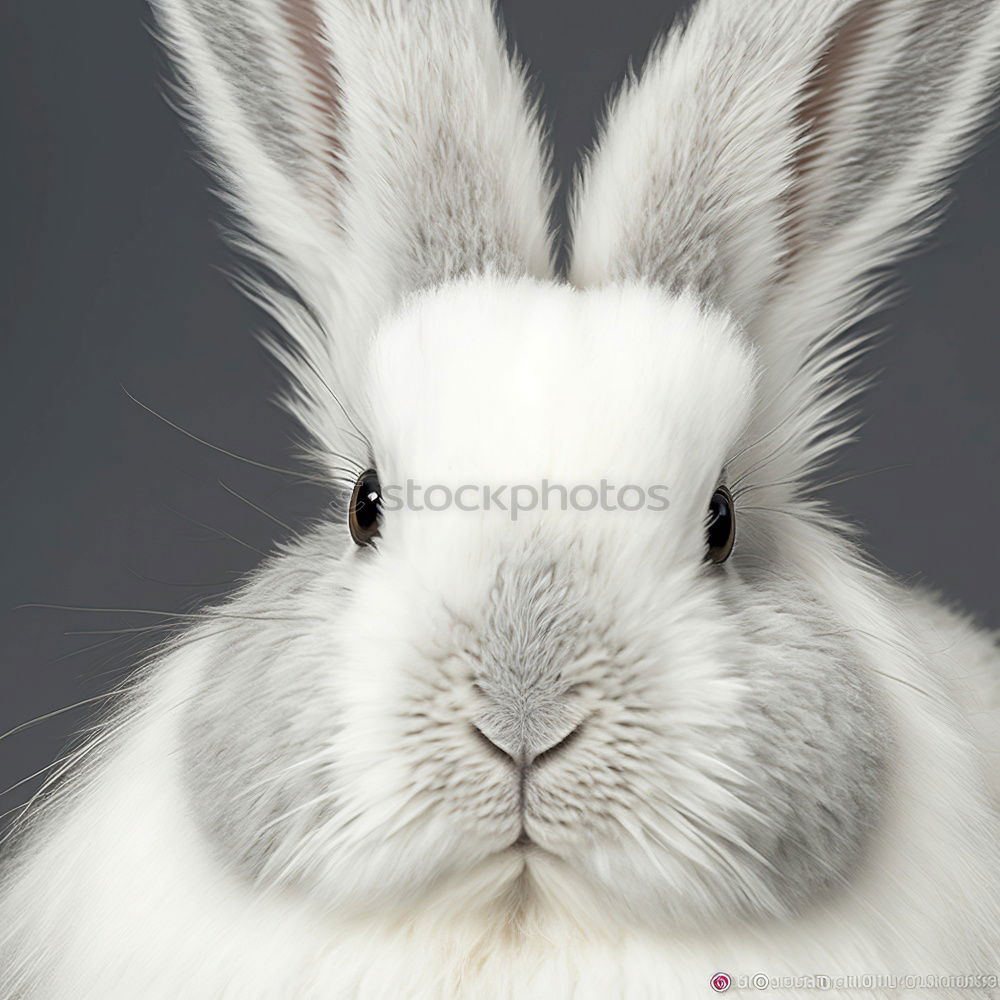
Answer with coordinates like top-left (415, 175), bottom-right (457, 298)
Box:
top-left (152, 0), bottom-right (1000, 936)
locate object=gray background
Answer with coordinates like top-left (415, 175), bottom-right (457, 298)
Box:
top-left (1, 1), bottom-right (998, 822)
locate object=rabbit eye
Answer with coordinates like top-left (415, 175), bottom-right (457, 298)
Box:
top-left (349, 469), bottom-right (382, 546)
top-left (706, 485), bottom-right (736, 564)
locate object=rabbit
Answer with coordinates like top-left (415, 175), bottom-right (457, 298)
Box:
top-left (2, 0), bottom-right (1000, 997)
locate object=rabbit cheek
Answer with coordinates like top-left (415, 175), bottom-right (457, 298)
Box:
top-left (517, 584), bottom-right (893, 929)
top-left (706, 588), bottom-right (894, 921)
top-left (733, 637), bottom-right (891, 913)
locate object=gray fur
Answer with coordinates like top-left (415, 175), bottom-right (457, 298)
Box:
top-left (470, 561), bottom-right (591, 763)
top-left (812, 0), bottom-right (992, 239)
top-left (184, 0), bottom-right (311, 184)
top-left (403, 143), bottom-right (539, 291)
top-left (180, 533), bottom-right (351, 882)
top-left (724, 579), bottom-right (890, 908)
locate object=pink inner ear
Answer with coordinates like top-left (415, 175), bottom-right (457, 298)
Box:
top-left (784, 0), bottom-right (885, 271)
top-left (280, 0), bottom-right (348, 195)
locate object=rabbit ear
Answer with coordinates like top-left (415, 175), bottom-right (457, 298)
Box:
top-left (153, 0), bottom-right (554, 465)
top-left (569, 0), bottom-right (1000, 483)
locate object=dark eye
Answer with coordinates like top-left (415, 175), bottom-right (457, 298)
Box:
top-left (706, 485), bottom-right (736, 564)
top-left (349, 469), bottom-right (382, 546)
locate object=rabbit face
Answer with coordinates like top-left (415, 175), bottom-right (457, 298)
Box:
top-left (181, 278), bottom-right (890, 931)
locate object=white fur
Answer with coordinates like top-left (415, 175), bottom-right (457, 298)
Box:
top-left (3, 1), bottom-right (1000, 997)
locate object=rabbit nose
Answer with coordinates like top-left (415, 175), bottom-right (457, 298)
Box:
top-left (470, 712), bottom-right (584, 767)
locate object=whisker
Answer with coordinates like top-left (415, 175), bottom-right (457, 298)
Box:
top-left (53, 633), bottom-right (133, 664)
top-left (124, 565), bottom-right (234, 590)
top-left (730, 423), bottom-right (807, 492)
top-left (727, 405), bottom-right (806, 471)
top-left (20, 602), bottom-right (322, 622)
top-left (735, 505), bottom-right (811, 521)
top-left (0, 752), bottom-right (82, 804)
top-left (0, 691), bottom-right (124, 746)
top-left (122, 386), bottom-right (323, 483)
top-left (218, 480), bottom-right (294, 532)
top-left (164, 504), bottom-right (271, 557)
top-left (231, 273), bottom-right (373, 459)
top-left (808, 463), bottom-right (910, 494)
top-left (735, 462), bottom-right (909, 501)
top-left (62, 624), bottom-right (191, 637)
top-left (0, 724), bottom-right (122, 848)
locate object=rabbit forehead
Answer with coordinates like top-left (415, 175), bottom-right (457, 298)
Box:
top-left (366, 277), bottom-right (758, 490)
